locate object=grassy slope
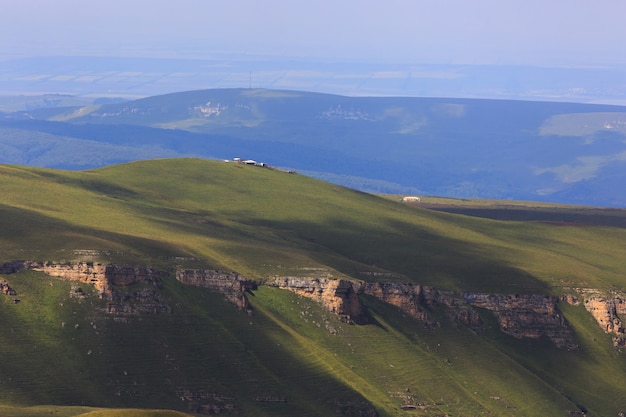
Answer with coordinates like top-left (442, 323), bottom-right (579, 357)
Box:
top-left (0, 406), bottom-right (193, 417)
top-left (1, 159), bottom-right (626, 416)
top-left (2, 158), bottom-right (626, 292)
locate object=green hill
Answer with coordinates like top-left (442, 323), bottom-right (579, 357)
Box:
top-left (1, 158), bottom-right (626, 416)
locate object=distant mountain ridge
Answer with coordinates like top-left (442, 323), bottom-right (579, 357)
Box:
top-left (2, 88), bottom-right (626, 206)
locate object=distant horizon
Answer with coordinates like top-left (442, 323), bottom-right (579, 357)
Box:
top-left (4, 0), bottom-right (626, 67)
top-left (3, 0), bottom-right (626, 104)
top-left (2, 53), bottom-right (626, 106)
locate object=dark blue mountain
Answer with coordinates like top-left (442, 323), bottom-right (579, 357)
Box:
top-left (3, 88), bottom-right (626, 206)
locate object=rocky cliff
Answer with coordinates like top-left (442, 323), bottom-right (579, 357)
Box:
top-left (2, 260), bottom-right (623, 349)
top-left (363, 283), bottom-right (485, 331)
top-left (461, 293), bottom-right (576, 349)
top-left (0, 261), bottom-right (258, 315)
top-left (25, 261), bottom-right (163, 296)
top-left (269, 277), bottom-right (365, 322)
top-left (361, 282), bottom-right (430, 321)
top-left (269, 277), bottom-right (578, 349)
top-left (175, 269), bottom-right (257, 311)
top-left (564, 290), bottom-right (626, 346)
top-left (0, 260), bottom-right (169, 315)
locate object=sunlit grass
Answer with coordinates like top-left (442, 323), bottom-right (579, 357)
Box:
top-left (2, 159), bottom-right (626, 292)
top-left (0, 406), bottom-right (192, 417)
top-left (1, 158), bottom-right (626, 415)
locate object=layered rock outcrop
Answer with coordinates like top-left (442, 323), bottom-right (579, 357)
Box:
top-left (362, 282), bottom-right (430, 321)
top-left (23, 261), bottom-right (163, 298)
top-left (462, 293), bottom-right (577, 349)
top-left (270, 277), bottom-right (577, 348)
top-left (1, 261), bottom-right (260, 314)
top-left (2, 259), bottom-right (620, 350)
top-left (0, 260), bottom-right (169, 315)
top-left (176, 269), bottom-right (257, 311)
top-left (269, 277), bottom-right (365, 322)
top-left (362, 283), bottom-right (485, 330)
top-left (564, 290), bottom-right (626, 346)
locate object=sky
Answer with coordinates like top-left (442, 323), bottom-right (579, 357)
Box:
top-left (2, 0), bottom-right (626, 67)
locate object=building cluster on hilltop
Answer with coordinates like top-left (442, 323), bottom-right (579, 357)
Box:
top-left (227, 157), bottom-right (295, 174)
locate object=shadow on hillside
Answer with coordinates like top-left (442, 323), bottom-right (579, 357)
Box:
top-left (169, 284), bottom-right (382, 416)
top-left (360, 307), bottom-right (389, 331)
top-left (0, 203), bottom-right (190, 264)
top-left (134, 198), bottom-right (553, 294)
top-left (34, 169), bottom-right (142, 200)
top-left (252, 215), bottom-right (551, 294)
top-left (426, 206), bottom-right (626, 228)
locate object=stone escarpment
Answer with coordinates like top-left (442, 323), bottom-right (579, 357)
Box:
top-left (270, 278), bottom-right (578, 349)
top-left (364, 282), bottom-right (484, 330)
top-left (175, 269), bottom-right (257, 311)
top-left (462, 292), bottom-right (576, 349)
top-left (0, 261), bottom-right (259, 316)
top-left (2, 260), bottom-right (624, 349)
top-left (270, 277), bottom-right (626, 350)
top-left (269, 277), bottom-right (365, 322)
top-left (0, 261), bottom-right (576, 349)
top-left (25, 261), bottom-right (163, 296)
top-left (564, 290), bottom-right (626, 346)
top-left (0, 260), bottom-right (169, 315)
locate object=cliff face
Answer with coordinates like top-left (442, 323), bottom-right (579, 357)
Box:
top-left (0, 261), bottom-right (169, 315)
top-left (565, 290), bottom-right (626, 346)
top-left (362, 282), bottom-right (429, 321)
top-left (1, 260), bottom-right (622, 350)
top-left (175, 269), bottom-right (257, 311)
top-left (264, 277), bottom-right (626, 350)
top-left (21, 261), bottom-right (163, 297)
top-left (0, 261), bottom-right (258, 314)
top-left (269, 277), bottom-right (365, 322)
top-left (270, 278), bottom-right (578, 349)
top-left (462, 293), bottom-right (577, 349)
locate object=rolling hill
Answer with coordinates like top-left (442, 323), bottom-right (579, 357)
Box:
top-left (1, 158), bottom-right (626, 416)
top-left (2, 88), bottom-right (626, 207)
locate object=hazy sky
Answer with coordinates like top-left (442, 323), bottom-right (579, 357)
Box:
top-left (2, 0), bottom-right (625, 67)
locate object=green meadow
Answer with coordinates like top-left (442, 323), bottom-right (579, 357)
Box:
top-left (1, 158), bottom-right (626, 416)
